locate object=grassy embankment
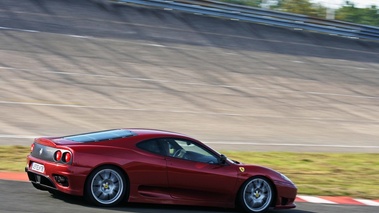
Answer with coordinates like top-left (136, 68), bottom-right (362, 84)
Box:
top-left (1, 146), bottom-right (378, 199)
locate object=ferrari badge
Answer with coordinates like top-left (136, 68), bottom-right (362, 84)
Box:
top-left (239, 167), bottom-right (245, 172)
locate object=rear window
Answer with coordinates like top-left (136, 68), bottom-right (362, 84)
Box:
top-left (63, 129), bottom-right (135, 143)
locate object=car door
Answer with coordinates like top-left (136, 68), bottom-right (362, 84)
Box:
top-left (130, 139), bottom-right (170, 199)
top-left (163, 138), bottom-right (238, 203)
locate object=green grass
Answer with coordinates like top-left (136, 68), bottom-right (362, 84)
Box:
top-left (223, 151), bottom-right (379, 199)
top-left (2, 146), bottom-right (378, 199)
top-left (0, 145), bottom-right (29, 172)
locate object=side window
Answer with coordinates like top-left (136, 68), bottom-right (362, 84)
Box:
top-left (136, 139), bottom-right (164, 155)
top-left (165, 139), bottom-right (218, 164)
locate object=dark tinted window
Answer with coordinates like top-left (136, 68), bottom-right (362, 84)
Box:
top-left (161, 138), bottom-right (218, 164)
top-left (137, 139), bottom-right (164, 155)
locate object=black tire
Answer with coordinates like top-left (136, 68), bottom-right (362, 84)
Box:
top-left (238, 177), bottom-right (275, 213)
top-left (84, 166), bottom-right (128, 207)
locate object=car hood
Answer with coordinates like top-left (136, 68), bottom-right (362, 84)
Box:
top-left (234, 163), bottom-right (294, 184)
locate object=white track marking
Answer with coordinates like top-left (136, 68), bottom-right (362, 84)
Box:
top-left (0, 134), bottom-right (378, 149)
top-left (146, 43), bottom-right (166, 47)
top-left (1, 66), bottom-right (378, 100)
top-left (205, 142), bottom-right (379, 149)
top-left (0, 26), bottom-right (13, 30)
top-left (354, 199), bottom-right (379, 206)
top-left (297, 195), bottom-right (337, 204)
top-left (68, 35), bottom-right (90, 38)
top-left (2, 17), bottom-right (379, 56)
top-left (0, 100), bottom-right (247, 116)
top-left (0, 26), bottom-right (39, 33)
top-left (1, 100), bottom-right (379, 123)
top-left (2, 23), bottom-right (379, 67)
top-left (0, 135), bottom-right (39, 139)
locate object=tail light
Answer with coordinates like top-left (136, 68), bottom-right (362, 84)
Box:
top-left (62, 152), bottom-right (72, 163)
top-left (54, 150), bottom-right (62, 161)
top-left (30, 143), bottom-right (35, 153)
top-left (53, 150), bottom-right (72, 164)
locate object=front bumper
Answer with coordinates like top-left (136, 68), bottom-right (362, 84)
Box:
top-left (273, 180), bottom-right (297, 209)
top-left (26, 155), bottom-right (89, 196)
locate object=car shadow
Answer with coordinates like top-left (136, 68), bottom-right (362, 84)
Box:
top-left (51, 192), bottom-right (314, 213)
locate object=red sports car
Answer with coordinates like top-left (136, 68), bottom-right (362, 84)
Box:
top-left (25, 128), bottom-right (297, 213)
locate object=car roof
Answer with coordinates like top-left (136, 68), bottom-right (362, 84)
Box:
top-left (57, 128), bottom-right (193, 144)
top-left (62, 129), bottom-right (135, 143)
top-left (127, 128), bottom-right (190, 138)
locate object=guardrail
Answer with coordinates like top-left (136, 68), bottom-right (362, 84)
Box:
top-left (113, 0), bottom-right (379, 41)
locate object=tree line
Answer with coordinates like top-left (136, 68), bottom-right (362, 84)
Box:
top-left (219, 0), bottom-right (379, 26)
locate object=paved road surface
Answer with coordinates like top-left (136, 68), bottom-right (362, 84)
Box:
top-left (1, 180), bottom-right (378, 213)
top-left (0, 0), bottom-right (379, 152)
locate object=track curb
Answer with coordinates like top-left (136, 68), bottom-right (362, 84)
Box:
top-left (295, 195), bottom-right (379, 206)
top-left (0, 171), bottom-right (28, 182)
top-left (1, 172), bottom-right (378, 206)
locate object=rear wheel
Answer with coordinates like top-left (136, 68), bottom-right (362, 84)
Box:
top-left (85, 166), bottom-right (128, 206)
top-left (238, 177), bottom-right (274, 213)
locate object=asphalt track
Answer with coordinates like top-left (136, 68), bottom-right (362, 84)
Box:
top-left (1, 179), bottom-right (378, 213)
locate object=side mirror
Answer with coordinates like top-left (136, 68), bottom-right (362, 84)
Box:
top-left (219, 154), bottom-right (227, 165)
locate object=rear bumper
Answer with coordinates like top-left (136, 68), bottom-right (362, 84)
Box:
top-left (26, 155), bottom-right (89, 196)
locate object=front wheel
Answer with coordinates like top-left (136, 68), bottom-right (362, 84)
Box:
top-left (238, 177), bottom-right (274, 213)
top-left (85, 166), bottom-right (128, 206)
